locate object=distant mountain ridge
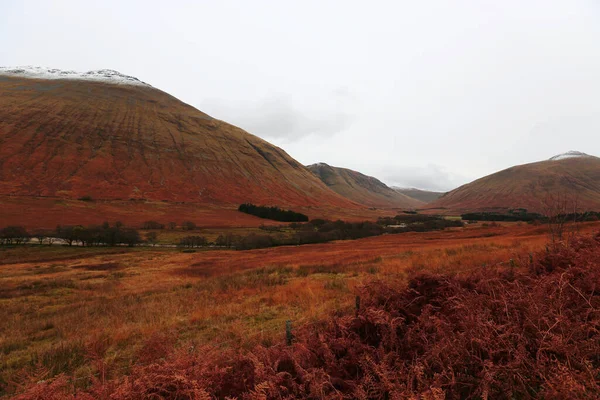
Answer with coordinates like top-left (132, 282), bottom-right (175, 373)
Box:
top-left (391, 187), bottom-right (445, 203)
top-left (307, 163), bottom-right (422, 209)
top-left (427, 152), bottom-right (600, 213)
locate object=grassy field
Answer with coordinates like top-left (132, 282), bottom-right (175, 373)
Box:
top-left (139, 225), bottom-right (297, 245)
top-left (2, 221), bottom-right (598, 396)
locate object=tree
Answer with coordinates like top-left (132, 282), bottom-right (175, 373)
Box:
top-left (215, 233), bottom-right (239, 248)
top-left (541, 192), bottom-right (581, 245)
top-left (32, 229), bottom-right (47, 245)
top-left (142, 221), bottom-right (164, 230)
top-left (0, 226), bottom-right (29, 245)
top-left (145, 231), bottom-right (158, 246)
top-left (56, 225), bottom-right (76, 246)
top-left (182, 221), bottom-right (197, 231)
top-left (178, 235), bottom-right (207, 248)
top-left (120, 229), bottom-right (141, 247)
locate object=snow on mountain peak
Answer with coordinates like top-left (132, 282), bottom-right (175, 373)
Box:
top-left (0, 66), bottom-right (150, 87)
top-left (549, 151), bottom-right (591, 161)
top-left (308, 162), bottom-right (330, 168)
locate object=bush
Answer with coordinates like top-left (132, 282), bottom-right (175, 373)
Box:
top-left (234, 234), bottom-right (276, 250)
top-left (178, 236), bottom-right (207, 248)
top-left (258, 225), bottom-right (283, 232)
top-left (142, 221), bottom-right (165, 230)
top-left (145, 231), bottom-right (158, 245)
top-left (181, 221), bottom-right (197, 231)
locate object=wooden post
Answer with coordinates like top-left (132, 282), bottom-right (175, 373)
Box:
top-left (285, 320), bottom-right (293, 346)
top-left (355, 295), bottom-right (361, 316)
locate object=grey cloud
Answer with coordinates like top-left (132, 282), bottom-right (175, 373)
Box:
top-left (203, 95), bottom-right (353, 142)
top-left (381, 164), bottom-right (468, 193)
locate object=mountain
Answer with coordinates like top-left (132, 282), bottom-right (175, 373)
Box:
top-left (427, 152), bottom-right (600, 213)
top-left (391, 187), bottom-right (445, 203)
top-left (306, 163), bottom-right (423, 209)
top-left (0, 67), bottom-right (362, 226)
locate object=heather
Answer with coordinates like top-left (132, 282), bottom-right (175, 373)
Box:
top-left (13, 232), bottom-right (600, 399)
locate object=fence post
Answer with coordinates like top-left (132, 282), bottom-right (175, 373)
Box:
top-left (355, 295), bottom-right (361, 316)
top-left (285, 320), bottom-right (293, 346)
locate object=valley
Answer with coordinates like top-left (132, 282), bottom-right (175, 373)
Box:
top-left (2, 68), bottom-right (600, 398)
top-left (3, 220), bottom-right (590, 396)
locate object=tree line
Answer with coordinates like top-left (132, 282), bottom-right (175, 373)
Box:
top-left (461, 210), bottom-right (600, 223)
top-left (214, 215), bottom-right (464, 250)
top-left (238, 203), bottom-right (309, 222)
top-left (0, 213), bottom-right (465, 249)
top-left (0, 223), bottom-right (142, 247)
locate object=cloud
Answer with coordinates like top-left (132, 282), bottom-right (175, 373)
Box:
top-left (203, 94), bottom-right (353, 142)
top-left (381, 164), bottom-right (468, 192)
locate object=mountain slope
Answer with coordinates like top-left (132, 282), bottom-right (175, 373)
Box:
top-left (391, 187), bottom-right (445, 203)
top-left (427, 152), bottom-right (600, 213)
top-left (0, 68), bottom-right (359, 210)
top-left (307, 163), bottom-right (423, 209)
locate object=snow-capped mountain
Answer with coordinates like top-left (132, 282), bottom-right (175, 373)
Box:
top-left (0, 66), bottom-right (149, 86)
top-left (549, 151), bottom-right (592, 161)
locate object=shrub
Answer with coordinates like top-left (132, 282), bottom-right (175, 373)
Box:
top-left (145, 232), bottom-right (158, 245)
top-left (234, 234), bottom-right (275, 250)
top-left (181, 221), bottom-right (197, 231)
top-left (178, 236), bottom-right (207, 248)
top-left (142, 221), bottom-right (165, 230)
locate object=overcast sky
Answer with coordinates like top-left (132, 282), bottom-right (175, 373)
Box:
top-left (2, 0), bottom-right (600, 191)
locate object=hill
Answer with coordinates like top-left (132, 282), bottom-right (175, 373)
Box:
top-left (307, 163), bottom-right (423, 209)
top-left (391, 187), bottom-right (445, 203)
top-left (0, 67), bottom-right (363, 227)
top-left (427, 151), bottom-right (600, 213)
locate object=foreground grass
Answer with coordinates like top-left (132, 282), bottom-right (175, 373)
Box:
top-left (1, 222), bottom-right (596, 396)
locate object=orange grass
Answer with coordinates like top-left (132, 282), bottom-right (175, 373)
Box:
top-left (1, 222), bottom-right (598, 395)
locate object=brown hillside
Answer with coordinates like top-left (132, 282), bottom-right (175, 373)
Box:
top-left (0, 74), bottom-right (360, 218)
top-left (307, 163), bottom-right (423, 209)
top-left (392, 187), bottom-right (445, 203)
top-left (427, 153), bottom-right (600, 213)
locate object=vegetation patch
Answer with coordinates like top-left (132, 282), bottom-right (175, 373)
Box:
top-left (72, 262), bottom-right (122, 271)
top-left (238, 203), bottom-right (309, 222)
top-left (22, 233), bottom-right (600, 398)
